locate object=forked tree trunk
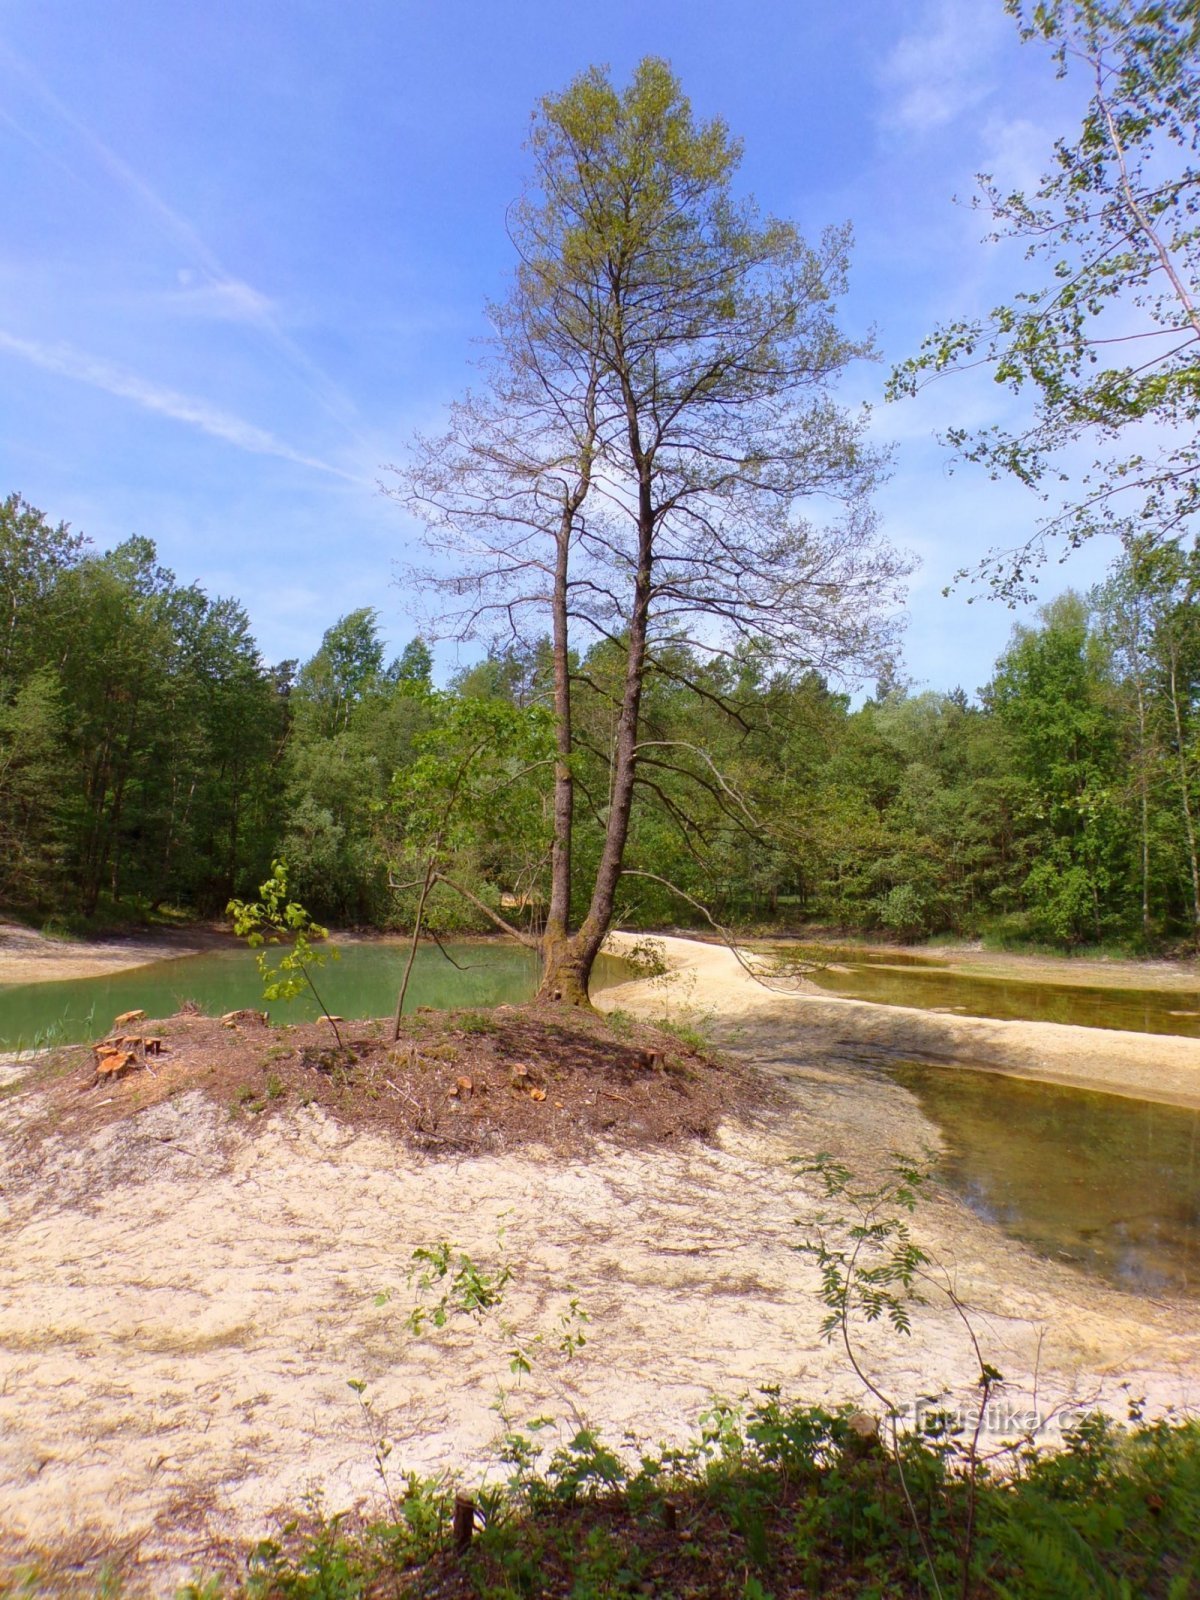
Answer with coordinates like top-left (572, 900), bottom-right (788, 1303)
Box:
top-left (537, 419), bottom-right (653, 1005)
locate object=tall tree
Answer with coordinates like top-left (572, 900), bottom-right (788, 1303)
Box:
top-left (398, 58), bottom-right (905, 1003)
top-left (985, 593), bottom-right (1130, 944)
top-left (1093, 544), bottom-right (1164, 941)
top-left (891, 0), bottom-right (1200, 599)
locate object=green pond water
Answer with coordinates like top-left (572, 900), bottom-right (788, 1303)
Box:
top-left (891, 1061), bottom-right (1200, 1296)
top-left (0, 943), bottom-right (629, 1050)
top-left (795, 951), bottom-right (1200, 1038)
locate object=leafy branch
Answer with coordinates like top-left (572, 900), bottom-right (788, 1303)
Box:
top-left (227, 859), bottom-right (343, 1048)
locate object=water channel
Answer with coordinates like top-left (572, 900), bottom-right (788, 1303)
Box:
top-left (890, 1060), bottom-right (1200, 1296)
top-left (789, 946), bottom-right (1200, 1038)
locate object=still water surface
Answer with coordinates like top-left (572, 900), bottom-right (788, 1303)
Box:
top-left (891, 1061), bottom-right (1200, 1296)
top-left (0, 942), bottom-right (628, 1050)
top-left (796, 950), bottom-right (1200, 1038)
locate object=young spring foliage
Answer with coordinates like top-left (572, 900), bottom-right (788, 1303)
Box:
top-left (227, 860), bottom-right (343, 1044)
top-left (891, 0), bottom-right (1200, 599)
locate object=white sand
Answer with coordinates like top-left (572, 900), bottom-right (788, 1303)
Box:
top-left (0, 933), bottom-right (1195, 1592)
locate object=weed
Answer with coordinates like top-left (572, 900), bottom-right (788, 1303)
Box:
top-left (654, 1013), bottom-right (710, 1051)
top-left (243, 1495), bottom-right (363, 1599)
top-left (456, 1011), bottom-right (500, 1036)
top-left (603, 1008), bottom-right (635, 1039)
top-left (229, 1084), bottom-right (263, 1118)
top-left (203, 1401), bottom-right (1200, 1598)
top-left (403, 1242), bottom-right (512, 1335)
top-left (176, 1578), bottom-right (223, 1600)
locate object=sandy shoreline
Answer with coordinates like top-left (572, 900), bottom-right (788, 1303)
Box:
top-left (0, 920), bottom-right (238, 984)
top-left (0, 930), bottom-right (1197, 1591)
top-left (603, 933), bottom-right (1200, 1111)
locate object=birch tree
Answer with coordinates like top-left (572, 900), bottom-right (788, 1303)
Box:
top-left (892, 0), bottom-right (1200, 600)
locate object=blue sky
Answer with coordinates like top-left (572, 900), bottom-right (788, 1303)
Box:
top-left (0, 0), bottom-right (1120, 695)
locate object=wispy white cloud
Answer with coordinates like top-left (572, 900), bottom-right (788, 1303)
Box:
top-left (975, 114), bottom-right (1050, 195)
top-left (878, 0), bottom-right (1005, 134)
top-left (167, 270), bottom-right (278, 323)
top-left (0, 328), bottom-right (359, 480)
top-left (0, 36), bottom-right (367, 439)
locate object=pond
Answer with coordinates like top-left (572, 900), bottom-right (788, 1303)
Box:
top-left (892, 1060), bottom-right (1200, 1297)
top-left (792, 950), bottom-right (1200, 1038)
top-left (0, 942), bottom-right (630, 1050)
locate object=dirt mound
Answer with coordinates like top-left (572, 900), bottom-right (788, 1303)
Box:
top-left (11, 1003), bottom-right (774, 1171)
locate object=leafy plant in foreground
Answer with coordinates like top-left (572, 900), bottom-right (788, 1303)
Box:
top-left (227, 860), bottom-right (343, 1048)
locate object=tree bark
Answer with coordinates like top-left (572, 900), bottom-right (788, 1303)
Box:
top-left (540, 379), bottom-right (597, 987)
top-left (537, 365), bottom-right (652, 1005)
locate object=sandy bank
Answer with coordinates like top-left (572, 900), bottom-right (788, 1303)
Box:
top-left (0, 932), bottom-right (1197, 1592)
top-left (603, 932), bottom-right (1200, 1111)
top-left (0, 920), bottom-right (237, 985)
top-left (755, 934), bottom-right (1200, 992)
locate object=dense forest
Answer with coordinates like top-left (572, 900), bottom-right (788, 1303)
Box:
top-left (2, 490), bottom-right (1199, 953)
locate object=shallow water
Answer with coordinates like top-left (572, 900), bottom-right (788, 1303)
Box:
top-left (795, 951), bottom-right (1200, 1038)
top-left (0, 942), bottom-right (629, 1049)
top-left (893, 1061), bottom-right (1200, 1296)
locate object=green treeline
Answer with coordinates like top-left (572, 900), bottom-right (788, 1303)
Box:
top-left (3, 492), bottom-right (1199, 952)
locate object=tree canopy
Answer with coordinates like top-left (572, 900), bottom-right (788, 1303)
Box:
top-left (891, 0), bottom-right (1200, 600)
top-left (396, 57), bottom-right (906, 1001)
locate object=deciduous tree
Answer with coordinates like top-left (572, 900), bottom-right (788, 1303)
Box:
top-left (395, 58), bottom-right (905, 1003)
top-left (891, 0), bottom-right (1200, 599)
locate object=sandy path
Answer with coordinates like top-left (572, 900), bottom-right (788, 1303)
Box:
top-left (1, 935), bottom-right (1197, 1592)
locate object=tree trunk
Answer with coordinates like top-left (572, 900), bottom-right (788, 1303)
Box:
top-left (538, 382), bottom-right (652, 1004)
top-left (538, 381), bottom-right (597, 999)
top-left (1134, 677), bottom-right (1151, 942)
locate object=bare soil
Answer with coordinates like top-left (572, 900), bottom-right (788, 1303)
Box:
top-left (10, 1001), bottom-right (767, 1163)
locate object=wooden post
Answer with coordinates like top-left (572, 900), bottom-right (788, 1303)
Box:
top-left (453, 1493), bottom-right (475, 1553)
